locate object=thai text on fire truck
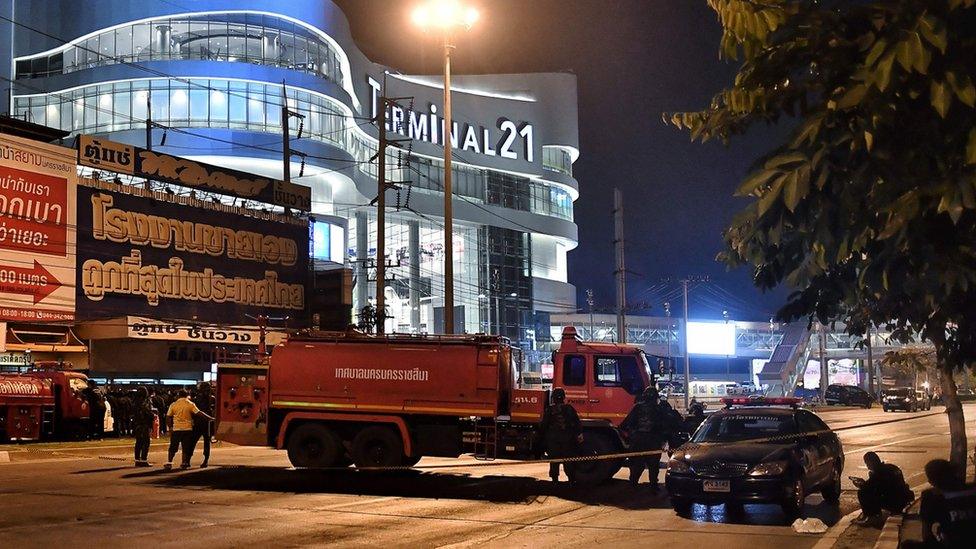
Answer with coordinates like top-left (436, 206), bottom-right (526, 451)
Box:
top-left (335, 368), bottom-right (430, 382)
top-left (0, 380), bottom-right (43, 395)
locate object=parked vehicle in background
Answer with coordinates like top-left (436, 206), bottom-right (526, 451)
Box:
top-left (665, 397), bottom-right (844, 522)
top-left (882, 387), bottom-right (920, 412)
top-left (914, 390), bottom-right (931, 411)
top-left (824, 384), bottom-right (874, 408)
top-left (0, 362), bottom-right (92, 441)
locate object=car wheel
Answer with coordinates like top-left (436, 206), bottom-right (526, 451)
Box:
top-left (781, 477), bottom-right (805, 521)
top-left (287, 423), bottom-right (343, 468)
top-left (671, 497), bottom-right (693, 515)
top-left (351, 426), bottom-right (404, 469)
top-left (821, 462), bottom-right (842, 504)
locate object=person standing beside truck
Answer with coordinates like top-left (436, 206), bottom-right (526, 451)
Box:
top-left (164, 389), bottom-right (214, 470)
top-left (540, 388), bottom-right (583, 484)
top-left (191, 382), bottom-right (215, 468)
top-left (621, 387), bottom-right (667, 490)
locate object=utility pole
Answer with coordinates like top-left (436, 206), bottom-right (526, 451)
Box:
top-left (586, 289), bottom-right (595, 340)
top-left (145, 90), bottom-right (152, 151)
top-left (281, 82), bottom-right (306, 185)
top-left (818, 322), bottom-right (828, 402)
top-left (613, 188), bottom-right (627, 344)
top-left (492, 268), bottom-right (501, 336)
top-left (866, 324), bottom-right (875, 395)
top-left (665, 301), bottom-right (672, 383)
top-left (375, 97), bottom-right (388, 334)
top-left (682, 279), bottom-right (691, 411)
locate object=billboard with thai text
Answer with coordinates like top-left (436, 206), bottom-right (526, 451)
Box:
top-left (75, 185), bottom-right (308, 325)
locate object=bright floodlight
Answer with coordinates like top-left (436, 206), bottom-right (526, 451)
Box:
top-left (413, 0), bottom-right (479, 30)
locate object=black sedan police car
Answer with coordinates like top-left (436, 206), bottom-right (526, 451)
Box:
top-left (665, 397), bottom-right (844, 521)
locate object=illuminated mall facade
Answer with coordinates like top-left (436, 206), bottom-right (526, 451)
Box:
top-left (1, 0), bottom-right (580, 353)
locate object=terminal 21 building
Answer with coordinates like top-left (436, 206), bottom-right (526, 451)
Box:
top-left (0, 0), bottom-right (580, 376)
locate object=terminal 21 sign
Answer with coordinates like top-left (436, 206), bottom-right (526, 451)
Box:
top-left (77, 136), bottom-right (312, 211)
top-left (74, 185), bottom-right (308, 325)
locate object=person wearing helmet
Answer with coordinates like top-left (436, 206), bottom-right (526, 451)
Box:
top-left (540, 388), bottom-right (583, 484)
top-left (621, 386), bottom-right (667, 490)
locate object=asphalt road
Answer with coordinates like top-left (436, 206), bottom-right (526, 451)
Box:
top-left (0, 404), bottom-right (973, 549)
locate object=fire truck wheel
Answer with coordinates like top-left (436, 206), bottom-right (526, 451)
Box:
top-left (571, 431), bottom-right (622, 486)
top-left (351, 426), bottom-right (404, 469)
top-left (287, 423), bottom-right (343, 468)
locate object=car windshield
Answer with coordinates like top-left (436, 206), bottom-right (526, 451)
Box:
top-left (885, 388), bottom-right (911, 396)
top-left (691, 413), bottom-right (796, 443)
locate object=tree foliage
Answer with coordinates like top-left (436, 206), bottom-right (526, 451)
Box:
top-left (669, 0), bottom-right (976, 476)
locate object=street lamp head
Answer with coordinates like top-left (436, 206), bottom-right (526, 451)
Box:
top-left (412, 0), bottom-right (479, 31)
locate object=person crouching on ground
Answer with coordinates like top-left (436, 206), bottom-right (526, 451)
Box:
top-left (164, 389), bottom-right (214, 470)
top-left (852, 451), bottom-right (914, 527)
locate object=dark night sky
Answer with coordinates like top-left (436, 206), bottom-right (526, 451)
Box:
top-left (335, 0), bottom-right (789, 321)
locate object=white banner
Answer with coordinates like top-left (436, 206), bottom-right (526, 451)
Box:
top-left (126, 316), bottom-right (286, 346)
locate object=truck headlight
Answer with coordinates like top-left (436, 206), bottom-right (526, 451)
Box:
top-left (748, 460), bottom-right (789, 477)
top-left (667, 458), bottom-right (691, 474)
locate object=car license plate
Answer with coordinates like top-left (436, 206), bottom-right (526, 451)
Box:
top-left (703, 480), bottom-right (730, 493)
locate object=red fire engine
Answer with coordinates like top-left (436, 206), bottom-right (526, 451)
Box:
top-left (0, 362), bottom-right (91, 441)
top-left (216, 326), bottom-right (656, 484)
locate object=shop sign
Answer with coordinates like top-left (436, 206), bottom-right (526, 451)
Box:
top-left (126, 317), bottom-right (286, 346)
top-left (75, 186), bottom-right (308, 325)
top-left (0, 134), bottom-right (76, 322)
top-left (78, 136), bottom-right (311, 211)
top-left (368, 77), bottom-right (536, 163)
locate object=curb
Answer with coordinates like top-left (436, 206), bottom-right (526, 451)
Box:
top-left (873, 514), bottom-right (903, 549)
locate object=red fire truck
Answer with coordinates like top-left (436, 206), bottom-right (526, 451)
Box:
top-left (0, 362), bottom-right (91, 441)
top-left (216, 326), bottom-right (657, 484)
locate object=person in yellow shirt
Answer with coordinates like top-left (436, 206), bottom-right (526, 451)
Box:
top-left (164, 389), bottom-right (214, 470)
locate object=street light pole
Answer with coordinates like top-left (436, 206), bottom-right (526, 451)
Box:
top-left (441, 29), bottom-right (456, 334)
top-left (413, 1), bottom-right (478, 335)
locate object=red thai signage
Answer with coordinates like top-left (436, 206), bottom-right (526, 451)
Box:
top-left (0, 134), bottom-right (76, 322)
top-left (0, 165), bottom-right (68, 256)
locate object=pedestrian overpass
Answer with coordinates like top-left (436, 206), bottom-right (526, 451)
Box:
top-left (546, 313), bottom-right (925, 394)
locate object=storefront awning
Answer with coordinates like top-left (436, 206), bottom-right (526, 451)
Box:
top-left (3, 323), bottom-right (88, 353)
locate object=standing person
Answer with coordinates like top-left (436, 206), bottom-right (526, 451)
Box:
top-left (164, 389), bottom-right (214, 470)
top-left (131, 387), bottom-right (155, 467)
top-left (539, 388), bottom-right (583, 484)
top-left (191, 382), bottom-right (215, 468)
top-left (84, 383), bottom-right (107, 440)
top-left (621, 387), bottom-right (666, 490)
top-left (852, 451), bottom-right (914, 527)
top-left (152, 390), bottom-right (167, 435)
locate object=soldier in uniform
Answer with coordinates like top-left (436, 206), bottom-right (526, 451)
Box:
top-left (621, 387), bottom-right (666, 490)
top-left (540, 388), bottom-right (582, 484)
top-left (132, 387), bottom-right (156, 466)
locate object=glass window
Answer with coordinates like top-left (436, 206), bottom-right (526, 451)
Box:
top-left (170, 86), bottom-right (189, 122)
top-left (151, 82), bottom-right (169, 121)
top-left (190, 88), bottom-right (208, 124)
top-left (207, 21), bottom-right (228, 60)
top-left (116, 27), bottom-right (134, 61)
top-left (132, 23), bottom-right (152, 60)
top-left (99, 30), bottom-right (115, 62)
top-left (229, 82), bottom-right (246, 126)
top-left (593, 356), bottom-right (641, 393)
top-left (209, 86), bottom-right (228, 123)
top-left (562, 355), bottom-right (586, 386)
top-left (114, 91), bottom-right (131, 130)
top-left (693, 414), bottom-right (797, 443)
top-left (83, 37), bottom-right (99, 67)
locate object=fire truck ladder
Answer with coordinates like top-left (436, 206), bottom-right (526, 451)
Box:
top-left (473, 420), bottom-right (498, 460)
